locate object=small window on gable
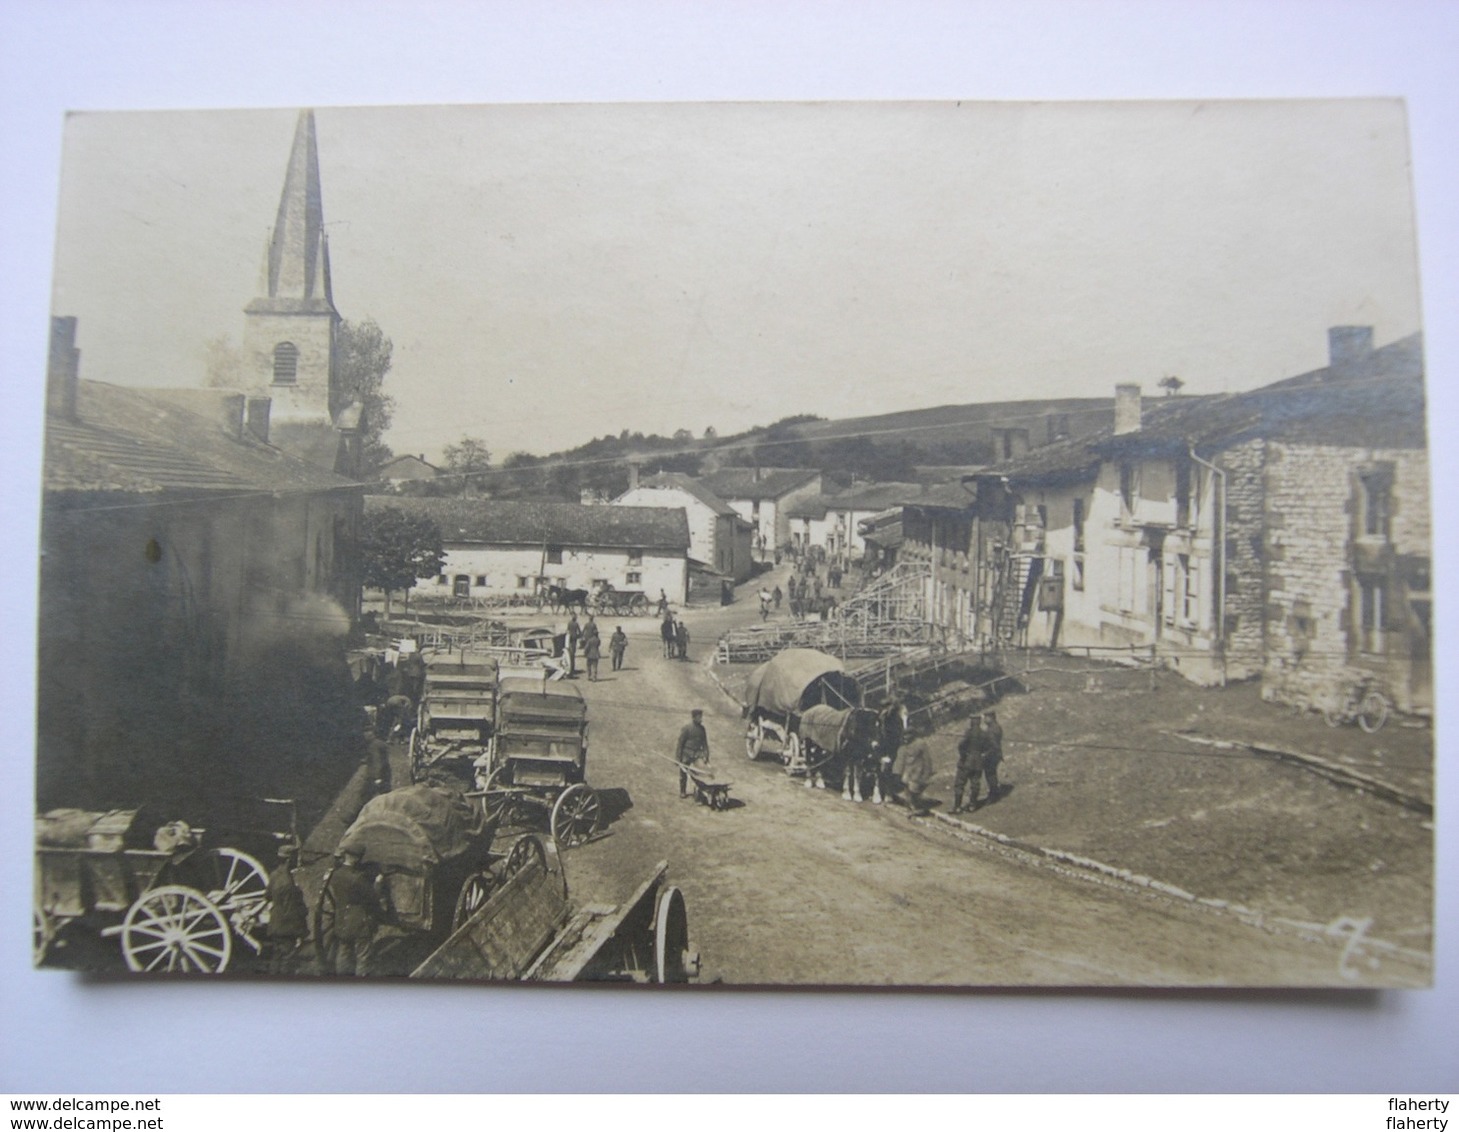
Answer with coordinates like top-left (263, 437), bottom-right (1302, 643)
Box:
top-left (272, 342), bottom-right (299, 384)
top-left (627, 548), bottom-right (644, 566)
top-left (1359, 467), bottom-right (1393, 540)
top-left (546, 546), bottom-right (564, 564)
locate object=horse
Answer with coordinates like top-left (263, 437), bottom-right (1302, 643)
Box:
top-left (543, 584), bottom-right (590, 613)
top-left (797, 705), bottom-right (885, 802)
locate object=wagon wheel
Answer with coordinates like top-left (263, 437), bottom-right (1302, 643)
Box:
top-left (482, 765), bottom-right (531, 830)
top-left (314, 869), bottom-right (339, 974)
top-left (499, 832), bottom-right (548, 882)
top-left (653, 885), bottom-right (693, 984)
top-left (1322, 699), bottom-right (1345, 728)
top-left (550, 783), bottom-right (601, 848)
top-left (408, 726), bottom-right (423, 781)
top-left (1358, 691), bottom-right (1390, 734)
top-left (121, 885), bottom-right (233, 974)
top-left (207, 848), bottom-right (270, 954)
top-left (783, 731), bottom-right (803, 773)
top-left (452, 870), bottom-right (496, 930)
top-left (745, 717), bottom-right (764, 760)
top-left (33, 907), bottom-right (56, 966)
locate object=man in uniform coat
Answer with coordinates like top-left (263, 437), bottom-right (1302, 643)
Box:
top-left (896, 724), bottom-right (935, 818)
top-left (674, 708), bottom-right (711, 798)
top-left (584, 633), bottom-right (602, 682)
top-left (980, 711), bottom-right (1005, 804)
top-left (952, 715), bottom-right (986, 815)
top-left (609, 626), bottom-right (628, 671)
top-left (328, 847), bottom-right (385, 977)
top-left (565, 614), bottom-right (582, 676)
top-left (265, 846), bottom-right (309, 975)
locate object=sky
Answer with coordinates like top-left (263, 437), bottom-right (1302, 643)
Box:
top-left (48, 99), bottom-right (1422, 462)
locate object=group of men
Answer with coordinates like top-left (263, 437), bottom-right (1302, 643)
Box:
top-left (564, 613), bottom-right (630, 680)
top-left (660, 611), bottom-right (690, 659)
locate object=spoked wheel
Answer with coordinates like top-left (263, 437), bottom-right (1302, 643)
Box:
top-left (499, 833), bottom-right (548, 881)
top-left (1358, 691), bottom-right (1390, 733)
top-left (121, 885), bottom-right (233, 974)
top-left (653, 885), bottom-right (694, 984)
top-left (33, 908), bottom-right (55, 966)
top-left (452, 870), bottom-right (496, 930)
top-left (783, 731), bottom-right (803, 774)
top-left (483, 765), bottom-right (531, 830)
top-left (314, 870), bottom-right (339, 974)
top-left (745, 718), bottom-right (764, 760)
top-left (550, 783), bottom-right (601, 848)
top-left (207, 848), bottom-right (270, 954)
top-left (1322, 701), bottom-right (1345, 728)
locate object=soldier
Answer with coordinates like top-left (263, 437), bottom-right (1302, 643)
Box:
top-left (609, 626), bottom-right (628, 671)
top-left (584, 632), bottom-right (602, 682)
top-left (952, 715), bottom-right (986, 815)
top-left (896, 723), bottom-right (935, 819)
top-left (660, 611), bottom-right (675, 657)
top-left (674, 617), bottom-right (690, 660)
top-left (264, 845), bottom-right (309, 975)
top-left (980, 710), bottom-right (1005, 805)
top-left (675, 708), bottom-right (711, 799)
top-left (327, 847), bottom-right (384, 977)
top-left (565, 613), bottom-right (581, 677)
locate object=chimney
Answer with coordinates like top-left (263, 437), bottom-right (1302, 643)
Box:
top-left (1328, 325), bottom-right (1374, 369)
top-left (245, 396), bottom-right (271, 443)
top-left (1114, 383), bottom-right (1142, 435)
top-left (47, 316), bottom-right (80, 421)
top-left (627, 461), bottom-right (640, 491)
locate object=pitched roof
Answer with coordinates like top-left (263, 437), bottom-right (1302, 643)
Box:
top-left (699, 466), bottom-right (820, 501)
top-left (369, 496), bottom-right (690, 551)
top-left (625, 472), bottom-right (737, 516)
top-left (44, 381), bottom-right (361, 496)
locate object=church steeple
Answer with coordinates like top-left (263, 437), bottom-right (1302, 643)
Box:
top-left (243, 109), bottom-right (343, 440)
top-left (260, 109), bottom-right (334, 308)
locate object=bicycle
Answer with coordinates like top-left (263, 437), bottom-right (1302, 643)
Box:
top-left (1322, 677), bottom-right (1390, 733)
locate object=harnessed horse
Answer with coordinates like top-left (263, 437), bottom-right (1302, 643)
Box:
top-left (543, 583), bottom-right (590, 613)
top-left (797, 705), bottom-right (886, 803)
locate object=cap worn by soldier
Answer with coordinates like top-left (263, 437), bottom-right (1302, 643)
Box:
top-left (691, 709), bottom-right (704, 719)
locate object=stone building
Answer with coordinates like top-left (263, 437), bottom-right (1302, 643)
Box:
top-left (38, 317), bottom-right (365, 811)
top-left (785, 482), bottom-right (923, 560)
top-left (905, 327), bottom-right (1429, 713)
top-left (368, 496), bottom-right (692, 604)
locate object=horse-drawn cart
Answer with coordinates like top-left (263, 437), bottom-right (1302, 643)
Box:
top-left (481, 677), bottom-right (601, 847)
top-left (743, 648), bottom-right (863, 773)
top-left (409, 650), bottom-right (499, 783)
top-left (34, 803), bottom-right (289, 973)
top-left (593, 584), bottom-right (650, 617)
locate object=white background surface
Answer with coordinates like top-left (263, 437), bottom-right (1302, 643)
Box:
top-left (1, 0), bottom-right (1455, 1093)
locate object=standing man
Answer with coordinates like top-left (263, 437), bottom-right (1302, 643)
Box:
top-left (675, 708), bottom-right (710, 798)
top-left (674, 617), bottom-right (690, 661)
top-left (565, 613), bottom-right (582, 677)
top-left (980, 711), bottom-right (1005, 805)
top-left (759, 587), bottom-right (772, 620)
top-left (609, 625), bottom-right (628, 671)
top-left (584, 632), bottom-right (602, 682)
top-left (896, 723), bottom-right (935, 818)
top-left (327, 847), bottom-right (384, 977)
top-left (660, 610), bottom-right (675, 658)
top-left (772, 584), bottom-right (783, 611)
top-left (264, 845), bottom-right (309, 975)
top-left (952, 715), bottom-right (986, 815)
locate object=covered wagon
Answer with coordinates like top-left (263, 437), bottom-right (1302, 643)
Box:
top-left (743, 648), bottom-right (864, 776)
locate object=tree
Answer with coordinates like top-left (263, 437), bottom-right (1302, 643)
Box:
top-left (1158, 374), bottom-right (1185, 397)
top-left (703, 425), bottom-right (717, 440)
top-left (442, 436), bottom-right (492, 493)
top-left (360, 506), bottom-right (444, 619)
top-left (337, 318), bottom-right (397, 475)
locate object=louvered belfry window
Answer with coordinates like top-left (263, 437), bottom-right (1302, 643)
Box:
top-left (272, 342), bottom-right (299, 383)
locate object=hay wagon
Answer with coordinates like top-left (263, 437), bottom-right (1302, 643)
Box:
top-left (742, 648), bottom-right (864, 776)
top-left (34, 802), bottom-right (292, 974)
top-left (480, 677), bottom-right (601, 847)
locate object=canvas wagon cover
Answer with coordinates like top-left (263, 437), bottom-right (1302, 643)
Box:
top-left (799, 704), bottom-right (854, 752)
top-left (337, 784), bottom-right (480, 871)
top-left (744, 649), bottom-right (861, 716)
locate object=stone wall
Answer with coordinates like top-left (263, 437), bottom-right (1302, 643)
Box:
top-left (1218, 438), bottom-right (1267, 680)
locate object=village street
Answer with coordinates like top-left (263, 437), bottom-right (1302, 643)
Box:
top-left (547, 569), bottom-right (1424, 988)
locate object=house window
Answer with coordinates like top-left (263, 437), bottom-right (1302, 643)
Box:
top-left (1119, 464), bottom-right (1137, 523)
top-left (453, 575), bottom-right (470, 597)
top-left (475, 575), bottom-right (487, 587)
top-left (436, 574), bottom-right (447, 585)
top-left (1358, 576), bottom-right (1387, 654)
top-left (1176, 459), bottom-right (1192, 528)
top-left (1359, 468), bottom-right (1393, 540)
top-left (627, 548), bottom-right (643, 566)
top-left (546, 545), bottom-right (564, 564)
top-left (272, 342), bottom-right (299, 384)
top-left (1071, 554), bottom-right (1085, 592)
top-left (1118, 546), bottom-right (1138, 613)
top-left (517, 575), bottom-right (531, 589)
top-left (1180, 554), bottom-right (1200, 627)
top-left (1073, 498), bottom-right (1086, 553)
top-left (626, 571), bottom-right (642, 585)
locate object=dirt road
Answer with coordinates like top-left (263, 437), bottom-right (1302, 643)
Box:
top-left (556, 588), bottom-right (1424, 987)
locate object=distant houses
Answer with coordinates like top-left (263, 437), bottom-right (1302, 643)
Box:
top-left (613, 471), bottom-right (755, 584)
top-left (900, 327), bottom-right (1430, 715)
top-left (697, 466), bottom-right (823, 557)
top-left (368, 496), bottom-right (691, 604)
